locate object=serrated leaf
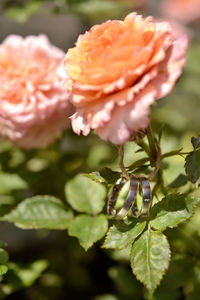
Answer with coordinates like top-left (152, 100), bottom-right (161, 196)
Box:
top-left (68, 214), bottom-right (108, 251)
top-left (130, 229), bottom-right (170, 293)
top-left (0, 172), bottom-right (27, 193)
top-left (1, 196), bottom-right (73, 230)
top-left (191, 136), bottom-right (200, 150)
top-left (0, 265), bottom-right (8, 275)
top-left (185, 150), bottom-right (200, 183)
top-left (82, 172), bottom-right (107, 184)
top-left (150, 194), bottom-right (199, 231)
top-left (168, 174), bottom-right (188, 188)
top-left (103, 218), bottom-right (146, 250)
top-left (65, 174), bottom-right (106, 214)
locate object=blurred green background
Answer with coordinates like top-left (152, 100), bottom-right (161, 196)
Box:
top-left (0, 0), bottom-right (199, 299)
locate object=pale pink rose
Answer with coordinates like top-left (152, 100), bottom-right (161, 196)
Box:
top-left (64, 13), bottom-right (188, 145)
top-left (161, 0), bottom-right (200, 24)
top-left (0, 35), bottom-right (73, 149)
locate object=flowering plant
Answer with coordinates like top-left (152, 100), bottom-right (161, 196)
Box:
top-left (0, 3), bottom-right (199, 300)
top-left (65, 13), bottom-right (188, 144)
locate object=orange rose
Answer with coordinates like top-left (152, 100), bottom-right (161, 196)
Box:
top-left (64, 13), bottom-right (188, 144)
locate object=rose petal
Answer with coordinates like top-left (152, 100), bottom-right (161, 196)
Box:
top-left (0, 35), bottom-right (73, 149)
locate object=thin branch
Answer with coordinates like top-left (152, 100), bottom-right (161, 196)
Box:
top-left (148, 137), bottom-right (161, 181)
top-left (119, 144), bottom-right (130, 180)
top-left (146, 125), bottom-right (157, 164)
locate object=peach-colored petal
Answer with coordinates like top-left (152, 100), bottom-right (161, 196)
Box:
top-left (71, 110), bottom-right (90, 136)
top-left (151, 35), bottom-right (188, 98)
top-left (0, 35), bottom-right (73, 149)
top-left (72, 65), bottom-right (158, 131)
top-left (65, 63), bottom-right (147, 107)
top-left (96, 86), bottom-right (156, 144)
top-left (65, 13), bottom-right (188, 144)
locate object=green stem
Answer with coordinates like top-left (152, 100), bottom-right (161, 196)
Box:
top-left (148, 139), bottom-right (161, 181)
top-left (145, 126), bottom-right (161, 181)
top-left (135, 140), bottom-right (150, 156)
top-left (161, 150), bottom-right (189, 159)
top-left (119, 144), bottom-right (130, 180)
top-left (146, 126), bottom-right (157, 165)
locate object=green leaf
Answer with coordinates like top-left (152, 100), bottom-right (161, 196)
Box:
top-left (1, 260), bottom-right (48, 293)
top-left (0, 249), bottom-right (9, 265)
top-left (127, 157), bottom-right (149, 171)
top-left (150, 194), bottom-right (199, 231)
top-left (0, 195), bottom-right (15, 206)
top-left (185, 150), bottom-right (200, 183)
top-left (0, 241), bottom-right (7, 248)
top-left (161, 148), bottom-right (183, 159)
top-left (0, 247), bottom-right (9, 276)
top-left (65, 174), bottom-right (106, 214)
top-left (191, 137), bottom-right (200, 150)
top-left (68, 214), bottom-right (108, 251)
top-left (1, 196), bottom-right (73, 230)
top-left (0, 172), bottom-right (27, 193)
top-left (82, 172), bottom-right (107, 184)
top-left (168, 174), bottom-right (188, 188)
top-left (130, 229), bottom-right (170, 294)
top-left (0, 265), bottom-right (8, 276)
top-left (99, 168), bottom-right (120, 184)
top-left (102, 218), bottom-right (146, 250)
top-left (17, 260), bottom-right (48, 287)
